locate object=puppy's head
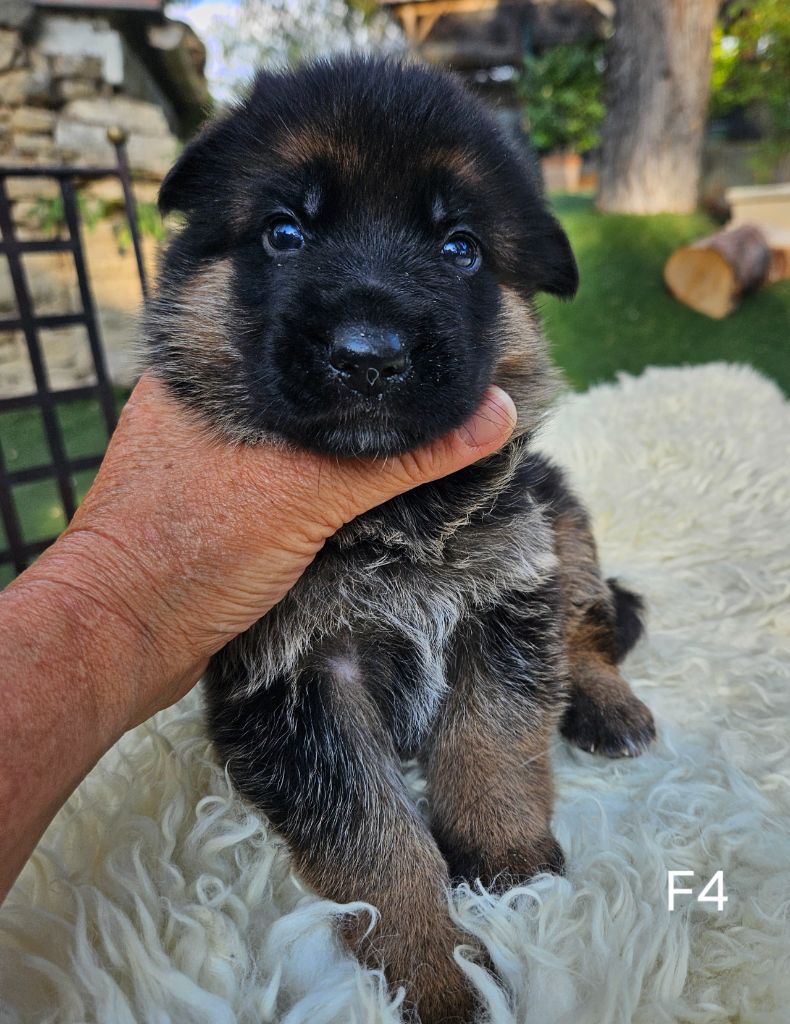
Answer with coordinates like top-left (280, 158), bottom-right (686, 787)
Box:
top-left (147, 56), bottom-right (577, 456)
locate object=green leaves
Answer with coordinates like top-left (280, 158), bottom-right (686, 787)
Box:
top-left (27, 194), bottom-right (166, 245)
top-left (711, 0), bottom-right (790, 136)
top-left (517, 43), bottom-right (605, 154)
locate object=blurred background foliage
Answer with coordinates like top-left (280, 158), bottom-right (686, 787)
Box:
top-left (515, 0), bottom-right (790, 163)
top-left (517, 42), bottom-right (605, 154)
top-left (711, 0), bottom-right (790, 128)
top-left (710, 0), bottom-right (790, 180)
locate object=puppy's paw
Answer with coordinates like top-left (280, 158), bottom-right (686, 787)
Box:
top-left (561, 688), bottom-right (655, 758)
top-left (509, 831), bottom-right (566, 882)
top-left (353, 908), bottom-right (479, 1024)
top-left (444, 830), bottom-right (565, 890)
top-left (406, 978), bottom-right (478, 1024)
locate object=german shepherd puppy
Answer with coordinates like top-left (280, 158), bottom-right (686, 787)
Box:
top-left (146, 56), bottom-right (655, 1023)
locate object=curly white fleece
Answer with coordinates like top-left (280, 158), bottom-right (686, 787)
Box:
top-left (1, 363), bottom-right (789, 1024)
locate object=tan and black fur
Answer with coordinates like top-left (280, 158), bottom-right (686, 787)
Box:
top-left (146, 56), bottom-right (655, 1023)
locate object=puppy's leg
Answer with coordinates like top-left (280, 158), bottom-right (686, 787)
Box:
top-left (205, 659), bottom-right (477, 1024)
top-left (422, 590), bottom-right (566, 888)
top-left (554, 502), bottom-right (655, 757)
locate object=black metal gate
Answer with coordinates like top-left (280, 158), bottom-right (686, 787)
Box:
top-left (0, 131), bottom-right (148, 580)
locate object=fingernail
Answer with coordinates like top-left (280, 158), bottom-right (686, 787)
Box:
top-left (460, 386), bottom-right (517, 449)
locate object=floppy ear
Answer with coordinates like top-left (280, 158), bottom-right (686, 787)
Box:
top-left (158, 120), bottom-right (228, 216)
top-left (159, 70), bottom-right (279, 217)
top-left (503, 142), bottom-right (579, 299)
top-left (528, 208), bottom-right (579, 299)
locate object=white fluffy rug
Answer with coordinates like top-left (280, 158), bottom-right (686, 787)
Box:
top-left (2, 362), bottom-right (789, 1024)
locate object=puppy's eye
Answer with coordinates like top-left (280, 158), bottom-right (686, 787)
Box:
top-left (264, 217), bottom-right (304, 254)
top-left (441, 233), bottom-right (481, 273)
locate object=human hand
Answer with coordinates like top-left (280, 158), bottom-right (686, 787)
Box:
top-left (14, 374), bottom-right (516, 733)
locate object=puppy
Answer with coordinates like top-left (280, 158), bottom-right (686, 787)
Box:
top-left (145, 56), bottom-right (655, 1023)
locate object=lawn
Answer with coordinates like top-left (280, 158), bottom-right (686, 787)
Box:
top-left (1, 194), bottom-right (789, 586)
top-left (0, 391), bottom-right (127, 587)
top-left (543, 194), bottom-right (790, 393)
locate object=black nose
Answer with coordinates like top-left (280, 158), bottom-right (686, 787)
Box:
top-left (329, 324), bottom-right (408, 394)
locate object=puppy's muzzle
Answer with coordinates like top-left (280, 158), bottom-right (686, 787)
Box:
top-left (329, 324), bottom-right (409, 396)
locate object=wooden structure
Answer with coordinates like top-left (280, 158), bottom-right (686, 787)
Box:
top-left (379, 0), bottom-right (609, 140)
top-left (388, 0), bottom-right (500, 49)
top-left (726, 183), bottom-right (790, 232)
top-left (379, 0), bottom-right (609, 72)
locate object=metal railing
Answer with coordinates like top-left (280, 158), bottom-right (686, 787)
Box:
top-left (0, 131), bottom-right (147, 576)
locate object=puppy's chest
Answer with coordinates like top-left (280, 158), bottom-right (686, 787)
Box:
top-left (259, 471), bottom-right (556, 678)
top-left (334, 503), bottom-right (552, 622)
top-left (220, 454), bottom-right (557, 749)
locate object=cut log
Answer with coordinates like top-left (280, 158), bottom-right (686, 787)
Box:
top-left (663, 225), bottom-right (774, 319)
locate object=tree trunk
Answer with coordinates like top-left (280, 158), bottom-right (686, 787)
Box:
top-left (597, 0), bottom-right (720, 214)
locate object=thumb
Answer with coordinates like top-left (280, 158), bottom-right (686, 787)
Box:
top-left (325, 385), bottom-right (518, 525)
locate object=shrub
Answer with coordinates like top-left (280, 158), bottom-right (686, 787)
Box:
top-left (710, 0), bottom-right (790, 174)
top-left (517, 43), bottom-right (605, 154)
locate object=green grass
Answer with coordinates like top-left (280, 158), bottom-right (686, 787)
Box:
top-left (2, 195), bottom-right (789, 585)
top-left (542, 194), bottom-right (790, 393)
top-left (0, 391), bottom-right (127, 587)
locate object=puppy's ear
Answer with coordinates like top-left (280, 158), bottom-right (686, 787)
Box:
top-left (159, 70), bottom-right (279, 217)
top-left (526, 207), bottom-right (579, 300)
top-left (158, 119), bottom-right (229, 216)
top-left (512, 195), bottom-right (581, 299)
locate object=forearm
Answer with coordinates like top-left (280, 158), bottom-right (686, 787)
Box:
top-left (0, 538), bottom-right (202, 903)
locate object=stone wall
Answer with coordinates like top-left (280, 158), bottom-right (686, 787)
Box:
top-left (0, 221), bottom-right (159, 395)
top-left (0, 2), bottom-right (200, 398)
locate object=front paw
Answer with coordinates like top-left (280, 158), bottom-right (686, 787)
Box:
top-left (387, 942), bottom-right (479, 1024)
top-left (349, 907), bottom-right (479, 1024)
top-left (407, 975), bottom-right (478, 1024)
top-left (561, 687), bottom-right (655, 758)
top-left (443, 830), bottom-right (565, 889)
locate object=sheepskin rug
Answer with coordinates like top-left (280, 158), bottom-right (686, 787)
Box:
top-left (2, 362), bottom-right (789, 1024)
